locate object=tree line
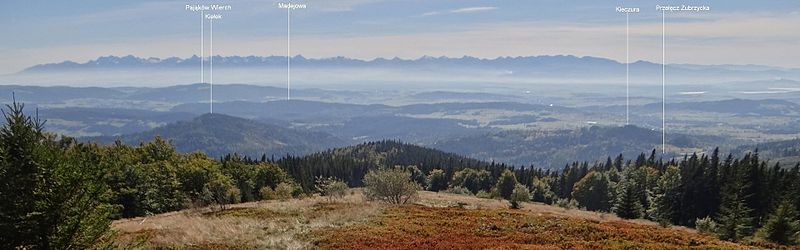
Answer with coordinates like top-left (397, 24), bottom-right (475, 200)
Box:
top-left (261, 141), bottom-right (800, 245)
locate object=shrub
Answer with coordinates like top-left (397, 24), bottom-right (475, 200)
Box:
top-left (495, 170), bottom-right (518, 199)
top-left (315, 176), bottom-right (348, 201)
top-left (476, 190), bottom-right (492, 199)
top-left (363, 168), bottom-right (420, 204)
top-left (203, 173), bottom-right (241, 210)
top-left (509, 184), bottom-right (531, 209)
top-left (489, 187), bottom-right (502, 199)
top-left (259, 186), bottom-right (276, 200)
top-left (274, 182), bottom-right (295, 201)
top-left (695, 216), bottom-right (717, 235)
top-left (556, 198), bottom-right (578, 209)
top-left (406, 165), bottom-right (426, 186)
top-left (571, 171), bottom-right (612, 211)
top-left (450, 168), bottom-right (492, 194)
top-left (530, 178), bottom-right (556, 204)
top-left (442, 186), bottom-right (473, 196)
top-left (426, 169), bottom-right (448, 192)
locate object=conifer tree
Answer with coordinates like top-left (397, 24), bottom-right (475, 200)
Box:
top-left (755, 199), bottom-right (799, 245)
top-left (648, 166), bottom-right (682, 226)
top-left (0, 98), bottom-right (113, 249)
top-left (614, 178), bottom-right (644, 219)
top-left (716, 168), bottom-right (755, 242)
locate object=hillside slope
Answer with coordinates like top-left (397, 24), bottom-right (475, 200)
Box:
top-left (91, 113), bottom-right (346, 157)
top-left (432, 125), bottom-right (729, 168)
top-left (735, 138), bottom-right (800, 167)
top-left (114, 190), bottom-right (771, 249)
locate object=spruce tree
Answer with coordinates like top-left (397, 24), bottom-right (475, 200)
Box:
top-left (613, 178), bottom-right (644, 219)
top-left (716, 168), bottom-right (754, 242)
top-left (755, 199), bottom-right (799, 245)
top-left (649, 166), bottom-right (682, 226)
top-left (0, 98), bottom-right (113, 249)
top-left (0, 98), bottom-right (46, 247)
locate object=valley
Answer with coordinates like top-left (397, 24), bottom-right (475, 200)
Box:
top-left (3, 82), bottom-right (797, 168)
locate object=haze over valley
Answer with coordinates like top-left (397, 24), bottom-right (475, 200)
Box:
top-left (3, 54), bottom-right (799, 168)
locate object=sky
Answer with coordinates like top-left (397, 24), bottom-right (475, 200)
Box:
top-left (0, 0), bottom-right (799, 75)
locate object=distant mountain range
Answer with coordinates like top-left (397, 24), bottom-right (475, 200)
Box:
top-left (11, 55), bottom-right (800, 88)
top-left (20, 55), bottom-right (800, 79)
top-left (18, 55), bottom-right (632, 72)
top-left (89, 113), bottom-right (346, 158)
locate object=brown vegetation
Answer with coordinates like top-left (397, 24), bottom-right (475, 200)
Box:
top-left (113, 191), bottom-right (382, 249)
top-left (315, 205), bottom-right (758, 249)
top-left (114, 190), bottom-right (776, 249)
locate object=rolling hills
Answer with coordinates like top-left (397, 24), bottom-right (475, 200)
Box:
top-left (90, 113), bottom-right (346, 157)
top-left (432, 125), bottom-right (730, 167)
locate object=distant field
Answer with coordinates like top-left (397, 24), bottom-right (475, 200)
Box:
top-left (114, 190), bottom-right (774, 249)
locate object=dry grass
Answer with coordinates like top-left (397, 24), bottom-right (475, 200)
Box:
top-left (114, 190), bottom-right (774, 249)
top-left (113, 191), bottom-right (383, 249)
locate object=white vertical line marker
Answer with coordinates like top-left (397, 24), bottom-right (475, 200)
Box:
top-left (661, 10), bottom-right (666, 155)
top-left (626, 12), bottom-right (630, 125)
top-left (210, 19), bottom-right (214, 114)
top-left (287, 7), bottom-right (291, 100)
top-left (201, 11), bottom-right (204, 85)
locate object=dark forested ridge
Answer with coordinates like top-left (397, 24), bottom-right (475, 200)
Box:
top-left (271, 140), bottom-right (503, 190)
top-left (736, 138), bottom-right (800, 159)
top-left (432, 125), bottom-right (731, 167)
top-left (735, 138), bottom-right (800, 168)
top-left (89, 113), bottom-right (346, 157)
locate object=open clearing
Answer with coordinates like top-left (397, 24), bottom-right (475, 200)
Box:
top-left (114, 190), bottom-right (773, 249)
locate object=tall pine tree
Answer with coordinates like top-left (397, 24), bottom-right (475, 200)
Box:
top-left (649, 166), bottom-right (682, 226)
top-left (716, 164), bottom-right (754, 242)
top-left (755, 199), bottom-right (799, 245)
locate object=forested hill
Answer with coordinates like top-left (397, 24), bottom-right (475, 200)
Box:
top-left (735, 138), bottom-right (800, 167)
top-left (89, 113), bottom-right (346, 157)
top-left (272, 140), bottom-right (520, 190)
top-left (432, 125), bottom-right (729, 167)
top-left (736, 138), bottom-right (800, 158)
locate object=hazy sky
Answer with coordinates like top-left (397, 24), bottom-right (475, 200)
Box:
top-left (1, 0), bottom-right (799, 74)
